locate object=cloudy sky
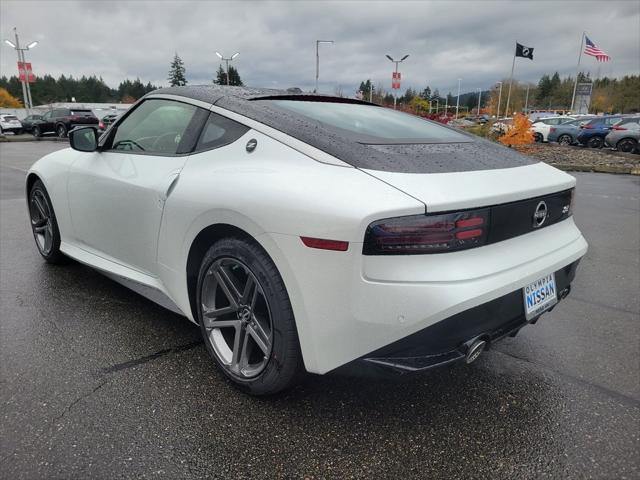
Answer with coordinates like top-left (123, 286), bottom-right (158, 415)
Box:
top-left (1, 0), bottom-right (638, 96)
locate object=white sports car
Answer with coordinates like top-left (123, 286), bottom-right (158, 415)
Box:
top-left (27, 86), bottom-right (588, 394)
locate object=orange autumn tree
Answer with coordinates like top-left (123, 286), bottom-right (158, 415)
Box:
top-left (0, 87), bottom-right (22, 108)
top-left (498, 113), bottom-right (534, 146)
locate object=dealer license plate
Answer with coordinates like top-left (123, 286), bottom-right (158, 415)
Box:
top-left (523, 273), bottom-right (557, 320)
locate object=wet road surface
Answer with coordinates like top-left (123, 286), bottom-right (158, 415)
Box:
top-left (1, 142), bottom-right (639, 479)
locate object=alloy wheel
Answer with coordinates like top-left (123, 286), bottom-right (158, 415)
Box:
top-left (200, 257), bottom-right (273, 379)
top-left (558, 134), bottom-right (572, 145)
top-left (29, 189), bottom-right (54, 255)
top-left (617, 139), bottom-right (637, 153)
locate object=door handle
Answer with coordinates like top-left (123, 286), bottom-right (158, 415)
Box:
top-left (157, 170), bottom-right (181, 208)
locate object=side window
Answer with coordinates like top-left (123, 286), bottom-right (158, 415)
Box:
top-left (194, 112), bottom-right (249, 152)
top-left (42, 111), bottom-right (52, 120)
top-left (109, 99), bottom-right (198, 155)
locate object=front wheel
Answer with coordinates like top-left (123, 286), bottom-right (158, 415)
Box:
top-left (533, 132), bottom-right (543, 143)
top-left (587, 136), bottom-right (603, 149)
top-left (196, 237), bottom-right (303, 395)
top-left (617, 138), bottom-right (638, 154)
top-left (29, 180), bottom-right (66, 264)
top-left (56, 124), bottom-right (67, 138)
top-left (32, 125), bottom-right (41, 137)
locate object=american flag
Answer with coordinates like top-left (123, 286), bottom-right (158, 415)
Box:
top-left (584, 36), bottom-right (610, 62)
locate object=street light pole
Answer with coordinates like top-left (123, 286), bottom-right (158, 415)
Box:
top-left (386, 54), bottom-right (409, 109)
top-left (4, 27), bottom-right (38, 109)
top-left (496, 81), bottom-right (503, 118)
top-left (477, 88), bottom-right (482, 115)
top-left (455, 78), bottom-right (461, 119)
top-left (315, 40), bottom-right (334, 93)
top-left (215, 51), bottom-right (239, 86)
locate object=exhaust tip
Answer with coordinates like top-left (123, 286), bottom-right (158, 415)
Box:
top-left (465, 339), bottom-right (486, 364)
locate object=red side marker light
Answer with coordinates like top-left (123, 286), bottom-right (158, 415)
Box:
top-left (301, 237), bottom-right (349, 251)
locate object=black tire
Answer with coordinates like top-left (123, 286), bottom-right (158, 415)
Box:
top-left (28, 180), bottom-right (66, 264)
top-left (616, 138), bottom-right (638, 154)
top-left (558, 134), bottom-right (572, 146)
top-left (533, 132), bottom-right (543, 143)
top-left (196, 237), bottom-right (303, 395)
top-left (32, 125), bottom-right (41, 137)
top-left (56, 124), bottom-right (67, 138)
top-left (16, 129), bottom-right (23, 135)
top-left (587, 136), bottom-right (604, 149)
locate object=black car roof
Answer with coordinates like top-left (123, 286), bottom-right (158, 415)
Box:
top-left (148, 85), bottom-right (534, 174)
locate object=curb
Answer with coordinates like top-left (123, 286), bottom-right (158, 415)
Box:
top-left (0, 136), bottom-right (68, 143)
top-left (550, 163), bottom-right (640, 176)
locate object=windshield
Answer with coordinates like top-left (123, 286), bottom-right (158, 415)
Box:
top-left (268, 100), bottom-right (470, 144)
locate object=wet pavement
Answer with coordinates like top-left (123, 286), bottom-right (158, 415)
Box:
top-left (1, 142), bottom-right (639, 479)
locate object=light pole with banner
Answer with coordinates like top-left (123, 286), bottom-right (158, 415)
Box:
top-left (455, 78), bottom-right (461, 119)
top-left (386, 54), bottom-right (409, 109)
top-left (496, 81), bottom-right (503, 118)
top-left (315, 40), bottom-right (334, 93)
top-left (4, 27), bottom-right (38, 109)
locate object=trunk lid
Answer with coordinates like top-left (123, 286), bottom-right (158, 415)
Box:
top-left (363, 161), bottom-right (576, 213)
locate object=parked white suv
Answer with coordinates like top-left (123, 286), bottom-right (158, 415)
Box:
top-left (0, 114), bottom-right (23, 135)
top-left (531, 116), bottom-right (575, 142)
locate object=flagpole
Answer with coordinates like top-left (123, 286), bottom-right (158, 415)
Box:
top-left (570, 31), bottom-right (586, 113)
top-left (504, 44), bottom-right (517, 118)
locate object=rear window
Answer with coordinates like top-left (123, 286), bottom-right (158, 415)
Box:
top-left (267, 100), bottom-right (470, 144)
top-left (2, 115), bottom-right (19, 121)
top-left (70, 110), bottom-right (95, 117)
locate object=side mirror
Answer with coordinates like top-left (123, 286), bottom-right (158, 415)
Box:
top-left (69, 127), bottom-right (99, 152)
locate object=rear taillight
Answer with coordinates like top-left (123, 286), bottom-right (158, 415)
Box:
top-left (582, 124), bottom-right (594, 129)
top-left (611, 125), bottom-right (626, 130)
top-left (98, 121), bottom-right (105, 129)
top-left (550, 127), bottom-right (556, 133)
top-left (363, 209), bottom-right (490, 255)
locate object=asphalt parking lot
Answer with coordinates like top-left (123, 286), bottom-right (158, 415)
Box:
top-left (1, 141), bottom-right (639, 479)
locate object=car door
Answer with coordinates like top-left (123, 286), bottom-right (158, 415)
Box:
top-left (66, 98), bottom-right (206, 275)
top-left (38, 111), bottom-right (54, 133)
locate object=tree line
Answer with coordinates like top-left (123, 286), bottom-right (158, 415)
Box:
top-left (0, 74), bottom-right (158, 105)
top-left (0, 52), bottom-right (245, 107)
top-left (358, 72), bottom-right (639, 115)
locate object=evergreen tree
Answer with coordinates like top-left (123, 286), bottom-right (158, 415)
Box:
top-left (420, 86), bottom-right (431, 99)
top-left (358, 80), bottom-right (372, 99)
top-left (214, 65), bottom-right (226, 85)
top-left (168, 53), bottom-right (187, 87)
top-left (214, 64), bottom-right (243, 86)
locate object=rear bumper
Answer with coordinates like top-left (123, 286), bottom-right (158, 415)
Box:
top-left (267, 217), bottom-right (588, 375)
top-left (336, 260), bottom-right (579, 376)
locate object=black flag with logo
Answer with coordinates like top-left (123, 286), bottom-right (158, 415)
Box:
top-left (516, 42), bottom-right (534, 60)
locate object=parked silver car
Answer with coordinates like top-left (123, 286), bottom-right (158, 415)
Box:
top-left (605, 117), bottom-right (640, 153)
top-left (547, 117), bottom-right (596, 145)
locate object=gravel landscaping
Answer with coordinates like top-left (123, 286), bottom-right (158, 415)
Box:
top-left (514, 143), bottom-right (640, 175)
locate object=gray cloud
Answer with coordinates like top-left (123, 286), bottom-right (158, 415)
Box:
top-left (1, 0), bottom-right (638, 97)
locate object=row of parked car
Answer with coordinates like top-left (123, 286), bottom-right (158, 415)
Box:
top-left (0, 109), bottom-right (120, 137)
top-left (531, 115), bottom-right (640, 153)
